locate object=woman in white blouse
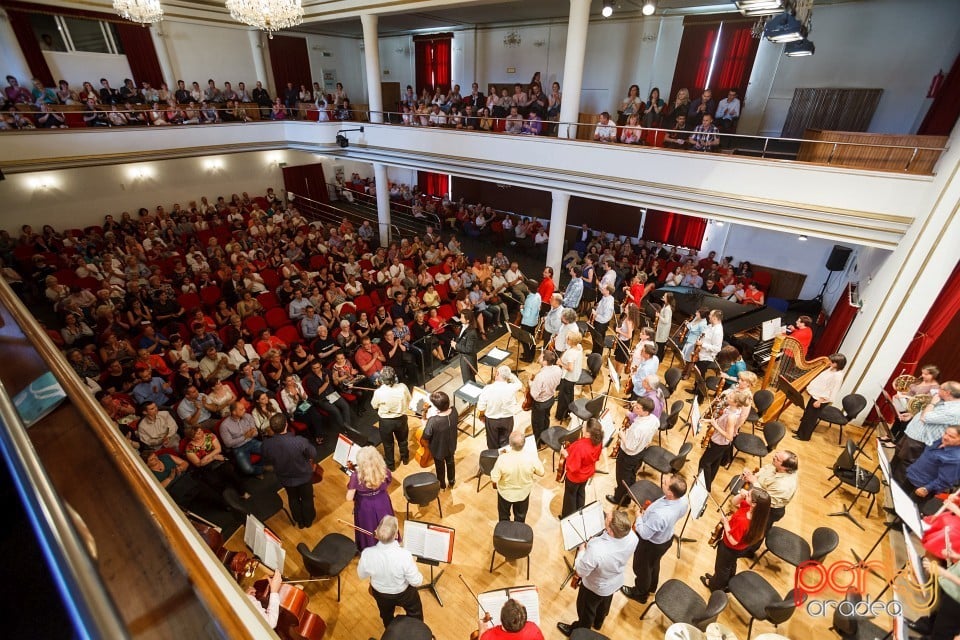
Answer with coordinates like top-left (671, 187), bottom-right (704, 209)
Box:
top-left (794, 353), bottom-right (847, 441)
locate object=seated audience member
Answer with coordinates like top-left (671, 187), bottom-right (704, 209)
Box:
top-left (504, 106), bottom-right (523, 134)
top-left (520, 111), bottom-right (542, 135)
top-left (741, 281), bottom-right (765, 306)
top-left (83, 98), bottom-right (109, 127)
top-left (895, 425), bottom-right (960, 501)
top-left (137, 401), bottom-right (180, 451)
top-left (219, 402), bottom-right (264, 476)
top-left (620, 113), bottom-right (643, 145)
top-left (132, 368), bottom-right (173, 407)
top-left (663, 113), bottom-right (691, 149)
top-left (593, 111), bottom-right (617, 142)
top-left (690, 113), bottom-right (720, 151)
top-left (687, 88), bottom-right (715, 127)
top-left (715, 89), bottom-right (741, 132)
top-left (36, 104), bottom-right (67, 129)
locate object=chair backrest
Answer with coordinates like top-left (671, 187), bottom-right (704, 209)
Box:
top-left (810, 527), bottom-right (840, 562)
top-left (830, 591), bottom-right (862, 636)
top-left (670, 442), bottom-right (694, 470)
top-left (478, 450), bottom-right (499, 476)
top-left (586, 353), bottom-right (603, 378)
top-left (692, 590), bottom-right (728, 628)
top-left (559, 426), bottom-right (583, 447)
top-left (380, 616), bottom-right (434, 640)
top-left (766, 589), bottom-right (804, 625)
top-left (753, 389), bottom-right (775, 415)
top-left (584, 395), bottom-right (605, 419)
top-left (663, 400), bottom-right (684, 430)
top-left (297, 542), bottom-right (333, 577)
top-left (492, 522), bottom-right (534, 561)
top-left (405, 475), bottom-right (441, 505)
top-left (842, 393), bottom-right (868, 420)
top-left (570, 629), bottom-right (610, 640)
top-left (834, 440), bottom-right (857, 472)
top-left (762, 421), bottom-right (786, 451)
top-left (664, 367), bottom-right (683, 397)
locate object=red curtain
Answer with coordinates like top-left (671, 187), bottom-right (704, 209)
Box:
top-left (670, 23), bottom-right (717, 101)
top-left (812, 283), bottom-right (859, 358)
top-left (418, 172), bottom-right (448, 197)
top-left (413, 33), bottom-right (452, 95)
top-left (919, 53), bottom-right (960, 135)
top-left (5, 8), bottom-right (54, 86)
top-left (712, 24), bottom-right (760, 100)
top-left (115, 23), bottom-right (163, 88)
top-left (643, 210), bottom-right (707, 248)
top-left (267, 35), bottom-right (312, 96)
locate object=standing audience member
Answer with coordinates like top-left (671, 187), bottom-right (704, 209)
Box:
top-left (261, 414), bottom-right (317, 529)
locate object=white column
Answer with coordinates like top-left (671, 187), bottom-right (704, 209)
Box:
top-left (361, 14), bottom-right (384, 124)
top-left (838, 121), bottom-right (960, 405)
top-left (557, 0), bottom-right (591, 140)
top-left (248, 29), bottom-right (271, 94)
top-left (149, 24), bottom-right (176, 89)
top-left (547, 191), bottom-right (570, 285)
top-left (0, 9), bottom-right (29, 82)
top-left (373, 162), bottom-right (391, 245)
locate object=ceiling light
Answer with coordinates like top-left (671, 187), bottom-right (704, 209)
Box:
top-left (735, 0), bottom-right (783, 15)
top-left (112, 0), bottom-right (163, 24)
top-left (602, 1), bottom-right (614, 18)
top-left (225, 0), bottom-right (303, 37)
top-left (798, 235), bottom-right (808, 241)
top-left (642, 1), bottom-right (656, 16)
top-left (784, 38), bottom-right (815, 57)
top-left (763, 12), bottom-right (804, 42)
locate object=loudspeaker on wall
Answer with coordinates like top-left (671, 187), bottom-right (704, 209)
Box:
top-left (826, 245), bottom-right (853, 272)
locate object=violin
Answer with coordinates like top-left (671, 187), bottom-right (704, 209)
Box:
top-left (522, 380), bottom-right (534, 412)
top-left (556, 442), bottom-right (570, 482)
top-left (470, 612), bottom-right (492, 640)
top-left (622, 366), bottom-right (634, 397)
top-left (701, 396), bottom-right (725, 449)
top-left (254, 579), bottom-right (326, 640)
top-left (217, 548), bottom-right (259, 583)
top-left (610, 414), bottom-right (631, 459)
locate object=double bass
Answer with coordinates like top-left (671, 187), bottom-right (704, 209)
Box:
top-left (412, 400), bottom-right (434, 467)
top-left (254, 579), bottom-right (326, 640)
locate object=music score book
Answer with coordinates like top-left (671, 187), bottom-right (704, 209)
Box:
top-left (560, 501), bottom-right (606, 551)
top-left (477, 585), bottom-right (540, 627)
top-left (404, 519), bottom-right (455, 564)
top-left (410, 386), bottom-right (431, 415)
top-left (485, 347), bottom-right (511, 361)
top-left (333, 433), bottom-right (360, 473)
top-left (243, 514), bottom-right (285, 571)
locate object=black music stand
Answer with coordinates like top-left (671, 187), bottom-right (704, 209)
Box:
top-left (505, 323), bottom-right (535, 374)
top-left (777, 375), bottom-right (806, 421)
top-left (479, 348), bottom-right (511, 383)
top-left (406, 519), bottom-right (455, 606)
top-left (674, 471), bottom-right (710, 559)
top-left (454, 381), bottom-right (486, 438)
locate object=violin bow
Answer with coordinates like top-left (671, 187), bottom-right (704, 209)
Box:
top-left (336, 518), bottom-right (374, 537)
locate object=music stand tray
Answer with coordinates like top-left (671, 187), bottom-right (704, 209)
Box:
top-left (454, 381), bottom-right (486, 438)
top-left (479, 348), bottom-right (511, 383)
top-left (506, 323), bottom-right (535, 374)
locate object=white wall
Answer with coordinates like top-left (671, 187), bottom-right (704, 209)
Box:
top-left (756, 0), bottom-right (960, 135)
top-left (0, 9), bottom-right (30, 83)
top-left (42, 51), bottom-right (133, 89)
top-left (162, 20), bottom-right (259, 90)
top-left (306, 32), bottom-right (365, 102)
top-left (0, 150), bottom-right (295, 230)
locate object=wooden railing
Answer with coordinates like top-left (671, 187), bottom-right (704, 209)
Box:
top-left (798, 129), bottom-right (949, 174)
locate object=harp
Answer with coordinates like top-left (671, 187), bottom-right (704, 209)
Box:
top-left (760, 334), bottom-right (831, 421)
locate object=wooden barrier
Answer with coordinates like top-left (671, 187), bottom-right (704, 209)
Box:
top-left (797, 129), bottom-right (947, 175)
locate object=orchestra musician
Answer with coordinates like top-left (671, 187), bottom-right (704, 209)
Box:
top-left (701, 488), bottom-right (771, 591)
top-left (260, 413), bottom-right (318, 529)
top-left (613, 303), bottom-right (641, 377)
top-left (451, 310), bottom-right (480, 384)
top-left (698, 390), bottom-right (752, 491)
top-left (421, 391), bottom-right (459, 490)
top-left (519, 291), bottom-right (542, 362)
top-left (793, 353), bottom-right (847, 441)
top-left (556, 510), bottom-right (637, 637)
top-left (742, 450), bottom-right (798, 541)
top-left (607, 397), bottom-right (659, 506)
top-left (555, 330), bottom-right (584, 422)
top-left (680, 307), bottom-right (708, 363)
top-left (478, 365), bottom-right (523, 450)
top-left (654, 292), bottom-right (676, 361)
top-left (371, 367), bottom-right (412, 472)
top-left (785, 315), bottom-right (814, 354)
top-left (563, 266), bottom-right (584, 311)
top-left (529, 351), bottom-right (563, 444)
top-left (638, 375), bottom-right (666, 419)
top-left (357, 515), bottom-right (425, 630)
top-left (883, 364), bottom-right (941, 443)
top-left (629, 344), bottom-right (660, 399)
top-left (559, 418), bottom-right (604, 518)
top-left (542, 294), bottom-right (564, 350)
top-left (478, 598), bottom-right (545, 640)
top-left (695, 309), bottom-right (724, 378)
top-left (893, 382), bottom-right (960, 471)
top-left (621, 474), bottom-right (689, 604)
top-left (715, 345), bottom-right (747, 390)
top-left (246, 568), bottom-right (283, 628)
top-left (589, 285), bottom-right (615, 356)
top-left (490, 430), bottom-right (545, 523)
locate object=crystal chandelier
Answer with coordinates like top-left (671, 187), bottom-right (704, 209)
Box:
top-left (225, 0), bottom-right (303, 37)
top-left (113, 0), bottom-right (164, 25)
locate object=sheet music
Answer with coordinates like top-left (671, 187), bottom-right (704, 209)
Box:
top-left (902, 524), bottom-right (928, 585)
top-left (409, 386), bottom-right (430, 414)
top-left (458, 381), bottom-right (484, 401)
top-left (761, 317), bottom-right (782, 341)
top-left (689, 471), bottom-right (711, 519)
top-left (890, 476), bottom-right (926, 537)
top-left (486, 347), bottom-right (511, 360)
top-left (243, 513), bottom-right (262, 553)
top-left (243, 514), bottom-right (286, 571)
top-left (876, 439), bottom-right (893, 480)
top-left (599, 411), bottom-right (617, 446)
top-left (478, 586), bottom-right (540, 627)
top-left (403, 520), bottom-right (454, 563)
top-left (607, 358), bottom-right (621, 394)
top-left (690, 401), bottom-right (702, 436)
top-left (333, 433), bottom-right (359, 469)
top-left (560, 501), bottom-right (605, 550)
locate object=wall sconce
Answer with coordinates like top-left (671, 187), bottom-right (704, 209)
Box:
top-left (266, 154), bottom-right (283, 167)
top-left (28, 176), bottom-right (53, 191)
top-left (503, 31), bottom-right (521, 47)
top-left (128, 166), bottom-right (153, 182)
top-left (205, 159), bottom-right (224, 172)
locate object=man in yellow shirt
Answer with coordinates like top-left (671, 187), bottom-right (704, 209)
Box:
top-left (490, 431), bottom-right (545, 522)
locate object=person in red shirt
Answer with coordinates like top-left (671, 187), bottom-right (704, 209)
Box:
top-left (479, 598), bottom-right (545, 640)
top-left (702, 487), bottom-right (771, 591)
top-left (559, 419), bottom-right (604, 518)
top-left (741, 282), bottom-right (765, 306)
top-left (787, 315), bottom-right (813, 354)
top-left (354, 334), bottom-right (386, 382)
top-left (538, 267), bottom-right (555, 306)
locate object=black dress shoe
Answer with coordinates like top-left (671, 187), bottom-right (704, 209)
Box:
top-left (556, 622), bottom-right (573, 637)
top-left (700, 575), bottom-right (713, 589)
top-left (605, 494), bottom-right (622, 505)
top-left (620, 586), bottom-right (648, 603)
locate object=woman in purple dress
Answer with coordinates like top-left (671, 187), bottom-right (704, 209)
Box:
top-left (345, 446), bottom-right (395, 550)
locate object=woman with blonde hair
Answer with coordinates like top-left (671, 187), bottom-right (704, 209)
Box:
top-left (346, 446), bottom-right (395, 550)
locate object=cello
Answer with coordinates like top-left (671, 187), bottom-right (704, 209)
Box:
top-left (254, 578), bottom-right (327, 640)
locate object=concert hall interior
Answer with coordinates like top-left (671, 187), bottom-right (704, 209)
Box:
top-left (1, 0), bottom-right (960, 638)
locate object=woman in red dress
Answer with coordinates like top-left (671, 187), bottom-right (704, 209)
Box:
top-left (702, 487), bottom-right (771, 591)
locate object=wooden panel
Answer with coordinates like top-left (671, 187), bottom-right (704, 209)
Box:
top-left (781, 88), bottom-right (883, 138)
top-left (797, 129), bottom-right (947, 175)
top-left (753, 264), bottom-right (807, 299)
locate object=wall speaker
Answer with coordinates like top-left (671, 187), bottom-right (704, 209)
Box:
top-left (826, 245), bottom-right (853, 272)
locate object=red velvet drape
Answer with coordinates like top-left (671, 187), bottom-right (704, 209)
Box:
top-left (413, 33), bottom-right (452, 95)
top-left (115, 23), bottom-right (163, 88)
top-left (812, 283), bottom-right (859, 358)
top-left (712, 24), bottom-right (760, 100)
top-left (267, 35), bottom-right (312, 96)
top-left (670, 23), bottom-right (717, 100)
top-left (919, 53), bottom-right (960, 136)
top-left (5, 8), bottom-right (54, 86)
top-left (643, 210), bottom-right (707, 248)
top-left (418, 172), bottom-right (448, 197)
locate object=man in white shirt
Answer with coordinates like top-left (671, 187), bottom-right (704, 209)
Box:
top-left (490, 431), bottom-right (545, 522)
top-left (504, 262), bottom-right (530, 298)
top-left (608, 397), bottom-right (659, 505)
top-left (590, 285), bottom-right (615, 356)
top-left (557, 509), bottom-right (638, 637)
top-left (794, 354), bottom-right (847, 441)
top-left (137, 401), bottom-right (180, 451)
top-left (715, 89), bottom-right (741, 133)
top-left (357, 515), bottom-right (425, 630)
top-left (371, 367), bottom-right (412, 471)
top-left (695, 309), bottom-right (724, 378)
top-left (593, 111), bottom-right (617, 142)
top-left (530, 351), bottom-right (563, 444)
top-left (199, 345), bottom-right (237, 383)
top-left (478, 365), bottom-right (523, 450)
